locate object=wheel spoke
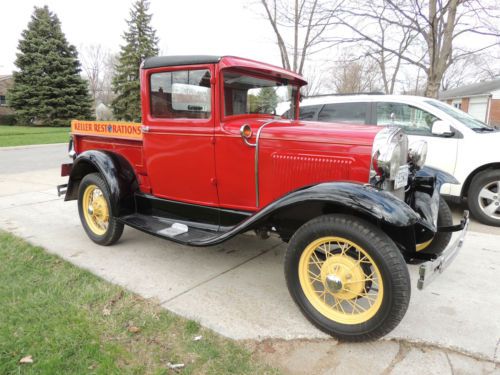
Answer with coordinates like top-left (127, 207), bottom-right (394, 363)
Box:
top-left (483, 201), bottom-right (499, 215)
top-left (479, 188), bottom-right (496, 201)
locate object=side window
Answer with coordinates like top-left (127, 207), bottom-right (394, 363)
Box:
top-left (299, 105), bottom-right (322, 120)
top-left (150, 69), bottom-right (211, 119)
top-left (376, 103), bottom-right (439, 136)
top-left (317, 102), bottom-right (368, 124)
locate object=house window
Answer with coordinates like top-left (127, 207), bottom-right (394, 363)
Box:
top-left (453, 103), bottom-right (462, 109)
top-left (0, 95), bottom-right (6, 106)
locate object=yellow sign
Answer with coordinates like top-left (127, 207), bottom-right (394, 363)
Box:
top-left (71, 120), bottom-right (143, 140)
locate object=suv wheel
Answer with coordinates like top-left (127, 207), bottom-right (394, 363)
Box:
top-left (468, 169), bottom-right (500, 227)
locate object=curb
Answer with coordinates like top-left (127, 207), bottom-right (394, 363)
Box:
top-left (0, 142), bottom-right (66, 151)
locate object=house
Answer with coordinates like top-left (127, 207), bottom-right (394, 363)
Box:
top-left (0, 75), bottom-right (14, 116)
top-left (439, 78), bottom-right (500, 127)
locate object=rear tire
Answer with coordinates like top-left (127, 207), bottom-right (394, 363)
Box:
top-left (284, 214), bottom-right (411, 341)
top-left (468, 169), bottom-right (500, 227)
top-left (78, 173), bottom-right (124, 246)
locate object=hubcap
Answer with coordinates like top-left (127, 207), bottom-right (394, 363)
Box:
top-left (478, 181), bottom-right (500, 220)
top-left (326, 275), bottom-right (343, 292)
top-left (298, 237), bottom-right (383, 325)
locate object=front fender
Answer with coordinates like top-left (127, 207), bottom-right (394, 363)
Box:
top-left (191, 182), bottom-right (420, 246)
top-left (417, 166), bottom-right (459, 190)
top-left (65, 150), bottom-right (138, 215)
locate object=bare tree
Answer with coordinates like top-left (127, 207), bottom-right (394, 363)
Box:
top-left (259, 0), bottom-right (342, 75)
top-left (80, 45), bottom-right (116, 106)
top-left (329, 53), bottom-right (382, 94)
top-left (332, 0), bottom-right (500, 98)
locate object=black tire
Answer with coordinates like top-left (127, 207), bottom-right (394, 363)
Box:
top-left (417, 198), bottom-right (453, 255)
top-left (78, 173), bottom-right (124, 245)
top-left (468, 169), bottom-right (500, 227)
top-left (284, 214), bottom-right (411, 341)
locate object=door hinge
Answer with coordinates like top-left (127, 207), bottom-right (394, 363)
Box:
top-left (210, 177), bottom-right (217, 186)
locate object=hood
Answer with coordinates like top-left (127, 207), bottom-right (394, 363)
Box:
top-left (259, 119), bottom-right (381, 146)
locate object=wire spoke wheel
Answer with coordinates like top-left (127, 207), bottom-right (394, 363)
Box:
top-left (299, 236), bottom-right (384, 324)
top-left (82, 184), bottom-right (110, 236)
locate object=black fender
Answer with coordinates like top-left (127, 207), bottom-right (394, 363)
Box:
top-left (417, 166), bottom-right (458, 190)
top-left (64, 150), bottom-right (138, 216)
top-left (191, 182), bottom-right (421, 247)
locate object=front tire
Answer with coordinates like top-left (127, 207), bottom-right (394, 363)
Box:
top-left (78, 173), bottom-right (124, 245)
top-left (284, 214), bottom-right (411, 341)
top-left (416, 198), bottom-right (453, 254)
top-left (468, 169), bottom-right (500, 227)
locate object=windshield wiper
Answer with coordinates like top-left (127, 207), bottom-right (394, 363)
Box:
top-left (474, 127), bottom-right (494, 132)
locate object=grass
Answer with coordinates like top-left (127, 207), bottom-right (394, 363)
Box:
top-left (0, 125), bottom-right (70, 147)
top-left (0, 231), bottom-right (278, 375)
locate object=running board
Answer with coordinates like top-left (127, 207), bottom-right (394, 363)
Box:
top-left (118, 213), bottom-right (228, 246)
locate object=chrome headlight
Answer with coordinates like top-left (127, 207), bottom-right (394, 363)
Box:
top-left (371, 127), bottom-right (408, 179)
top-left (408, 140), bottom-right (427, 170)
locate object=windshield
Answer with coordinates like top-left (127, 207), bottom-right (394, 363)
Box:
top-left (223, 69), bottom-right (298, 119)
top-left (425, 99), bottom-right (493, 130)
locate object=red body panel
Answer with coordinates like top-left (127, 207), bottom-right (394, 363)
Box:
top-left (73, 56), bottom-right (381, 213)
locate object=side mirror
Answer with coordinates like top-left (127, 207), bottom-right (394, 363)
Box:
top-left (432, 120), bottom-right (455, 137)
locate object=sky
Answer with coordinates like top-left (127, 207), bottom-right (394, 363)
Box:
top-left (0, 0), bottom-right (282, 75)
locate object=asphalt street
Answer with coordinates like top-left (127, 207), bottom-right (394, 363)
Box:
top-left (1, 143), bottom-right (499, 374)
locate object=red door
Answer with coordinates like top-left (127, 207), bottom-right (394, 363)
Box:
top-left (141, 65), bottom-right (219, 206)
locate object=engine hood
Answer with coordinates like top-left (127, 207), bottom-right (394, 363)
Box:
top-left (231, 118), bottom-right (381, 146)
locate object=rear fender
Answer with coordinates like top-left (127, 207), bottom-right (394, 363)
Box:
top-left (64, 150), bottom-right (138, 216)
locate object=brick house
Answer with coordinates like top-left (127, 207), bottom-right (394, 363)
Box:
top-left (0, 75), bottom-right (14, 116)
top-left (439, 78), bottom-right (500, 127)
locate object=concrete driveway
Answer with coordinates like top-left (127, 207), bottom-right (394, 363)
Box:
top-left (1, 144), bottom-right (499, 374)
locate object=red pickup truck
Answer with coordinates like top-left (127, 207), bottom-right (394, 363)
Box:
top-left (59, 55), bottom-right (468, 341)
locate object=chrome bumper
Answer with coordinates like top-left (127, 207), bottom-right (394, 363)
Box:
top-left (417, 210), bottom-right (469, 290)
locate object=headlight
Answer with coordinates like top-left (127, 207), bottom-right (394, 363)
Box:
top-left (371, 127), bottom-right (408, 179)
top-left (408, 140), bottom-right (427, 170)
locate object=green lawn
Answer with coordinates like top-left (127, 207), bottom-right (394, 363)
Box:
top-left (0, 125), bottom-right (70, 147)
top-left (0, 231), bottom-right (277, 375)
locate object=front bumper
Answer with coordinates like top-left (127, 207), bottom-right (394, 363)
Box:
top-left (417, 210), bottom-right (469, 290)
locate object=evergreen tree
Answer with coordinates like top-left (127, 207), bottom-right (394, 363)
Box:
top-left (257, 87), bottom-right (279, 113)
top-left (112, 0), bottom-right (159, 121)
top-left (8, 6), bottom-right (92, 126)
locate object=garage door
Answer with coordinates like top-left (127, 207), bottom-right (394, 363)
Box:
top-left (468, 96), bottom-right (488, 122)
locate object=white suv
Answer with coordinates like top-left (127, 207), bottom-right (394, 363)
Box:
top-left (295, 95), bottom-right (500, 226)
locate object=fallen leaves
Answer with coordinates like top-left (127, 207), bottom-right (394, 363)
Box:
top-left (19, 355), bottom-right (33, 364)
top-left (127, 325), bottom-right (141, 334)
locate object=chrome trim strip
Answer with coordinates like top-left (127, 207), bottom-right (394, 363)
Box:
top-left (254, 120), bottom-right (288, 207)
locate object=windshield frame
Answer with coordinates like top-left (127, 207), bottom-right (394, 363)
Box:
top-left (425, 99), bottom-right (493, 130)
top-left (220, 68), bottom-right (299, 121)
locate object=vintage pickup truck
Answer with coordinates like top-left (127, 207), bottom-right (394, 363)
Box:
top-left (58, 55), bottom-right (468, 341)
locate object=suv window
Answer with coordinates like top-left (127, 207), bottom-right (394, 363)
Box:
top-left (298, 105), bottom-right (322, 120)
top-left (376, 102), bottom-right (438, 135)
top-left (150, 69), bottom-right (211, 119)
top-left (317, 102), bottom-right (368, 124)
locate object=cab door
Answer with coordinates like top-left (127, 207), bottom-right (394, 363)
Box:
top-left (141, 65), bottom-right (219, 206)
top-left (374, 102), bottom-right (459, 187)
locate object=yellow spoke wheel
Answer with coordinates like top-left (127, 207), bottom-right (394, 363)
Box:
top-left (82, 184), bottom-right (110, 236)
top-left (298, 236), bottom-right (384, 325)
